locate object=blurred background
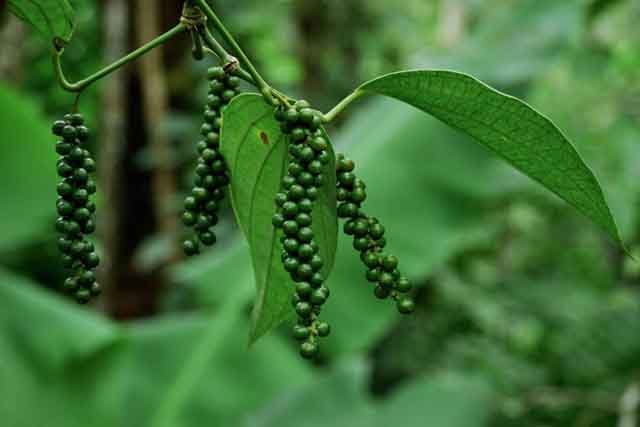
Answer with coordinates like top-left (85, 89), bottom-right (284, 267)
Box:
top-left (0, 0), bottom-right (639, 426)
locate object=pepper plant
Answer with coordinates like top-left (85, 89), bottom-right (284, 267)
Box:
top-left (6, 0), bottom-right (626, 359)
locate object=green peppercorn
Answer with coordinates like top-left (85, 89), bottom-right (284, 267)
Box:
top-left (310, 272), bottom-right (324, 287)
top-left (382, 255), bottom-right (399, 272)
top-left (297, 172), bottom-right (314, 187)
top-left (70, 241), bottom-right (86, 256)
top-left (299, 108), bottom-right (315, 125)
top-left (295, 281), bottom-right (313, 297)
top-left (374, 285), bottom-right (391, 299)
top-left (282, 201), bottom-right (299, 218)
top-left (78, 270), bottom-right (96, 286)
top-left (283, 220), bottom-right (299, 237)
top-left (192, 187), bottom-right (208, 202)
top-left (275, 192), bottom-right (288, 207)
top-left (182, 212), bottom-right (197, 226)
top-left (61, 125), bottom-right (76, 141)
top-left (57, 200), bottom-right (74, 217)
top-left (338, 203), bottom-right (359, 218)
top-left (183, 239), bottom-right (200, 256)
top-left (74, 168), bottom-right (88, 183)
top-left (291, 128), bottom-right (306, 142)
top-left (317, 151), bottom-right (330, 165)
top-left (293, 325), bottom-right (310, 341)
top-left (57, 182), bottom-right (73, 197)
top-left (272, 213), bottom-right (285, 228)
top-left (306, 186), bottom-right (319, 200)
top-left (284, 257), bottom-right (300, 273)
top-left (74, 208), bottom-right (91, 223)
top-left (282, 175), bottom-right (296, 190)
top-left (76, 126), bottom-right (90, 141)
top-left (52, 120), bottom-right (67, 136)
top-left (366, 268), bottom-right (380, 283)
top-left (350, 188), bottom-right (367, 204)
top-left (310, 287), bottom-right (329, 305)
top-left (82, 220), bottom-right (96, 234)
top-left (285, 109), bottom-right (299, 124)
top-left (221, 89), bottom-right (236, 102)
top-left (89, 282), bottom-right (101, 297)
top-left (300, 340), bottom-right (318, 359)
top-left (397, 297), bottom-right (415, 314)
top-left (73, 189), bottom-right (89, 205)
top-left (209, 80), bottom-right (225, 94)
top-left (199, 231), bottom-right (217, 246)
top-left (69, 113), bottom-right (84, 126)
top-left (298, 199), bottom-right (313, 213)
top-left (298, 227), bottom-right (314, 243)
top-left (297, 244), bottom-right (315, 260)
top-left (316, 322), bottom-right (331, 337)
top-left (206, 132), bottom-right (220, 146)
top-left (370, 223), bottom-right (385, 239)
top-left (298, 147), bottom-right (315, 163)
top-left (296, 263), bottom-right (314, 280)
top-left (296, 301), bottom-right (313, 318)
top-left (379, 272), bottom-right (395, 288)
top-left (295, 213), bottom-right (312, 227)
top-left (84, 252), bottom-right (100, 268)
top-left (336, 188), bottom-right (349, 202)
top-left (362, 252), bottom-right (380, 269)
top-left (75, 289), bottom-right (91, 304)
top-left (283, 238), bottom-right (300, 254)
top-left (337, 158), bottom-right (355, 172)
top-left (208, 66), bottom-right (225, 81)
top-left (69, 147), bottom-right (85, 163)
top-left (310, 255), bottom-right (323, 272)
top-left (396, 277), bottom-right (412, 293)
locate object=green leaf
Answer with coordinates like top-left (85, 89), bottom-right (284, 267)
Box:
top-left (0, 83), bottom-right (59, 251)
top-left (249, 358), bottom-right (494, 427)
top-left (0, 268), bottom-right (314, 427)
top-left (8, 0), bottom-right (75, 42)
top-left (357, 70), bottom-right (624, 247)
top-left (220, 94), bottom-right (338, 344)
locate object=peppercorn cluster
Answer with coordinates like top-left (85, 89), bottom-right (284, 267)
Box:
top-left (182, 66), bottom-right (239, 256)
top-left (52, 114), bottom-right (101, 304)
top-left (273, 100), bottom-right (332, 359)
top-left (336, 154), bottom-right (415, 314)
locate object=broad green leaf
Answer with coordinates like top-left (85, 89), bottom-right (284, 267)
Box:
top-left (357, 70), bottom-right (624, 247)
top-left (220, 94), bottom-right (338, 344)
top-left (0, 268), bottom-right (313, 427)
top-left (249, 358), bottom-right (494, 427)
top-left (0, 83), bottom-right (60, 251)
top-left (8, 0), bottom-right (75, 42)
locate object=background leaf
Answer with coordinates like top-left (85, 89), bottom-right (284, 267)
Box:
top-left (0, 83), bottom-right (59, 252)
top-left (8, 0), bottom-right (75, 42)
top-left (357, 70), bottom-right (624, 246)
top-left (220, 94), bottom-right (338, 344)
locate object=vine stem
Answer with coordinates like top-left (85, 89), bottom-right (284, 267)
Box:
top-left (53, 23), bottom-right (188, 93)
top-left (197, 25), bottom-right (255, 84)
top-left (193, 0), bottom-right (276, 105)
top-left (321, 90), bottom-right (365, 123)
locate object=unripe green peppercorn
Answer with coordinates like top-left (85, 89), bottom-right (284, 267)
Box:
top-left (295, 281), bottom-right (313, 298)
top-left (293, 325), bottom-right (310, 341)
top-left (295, 213), bottom-right (312, 227)
top-left (183, 239), bottom-right (200, 256)
top-left (316, 321), bottom-right (331, 337)
top-left (295, 301), bottom-right (313, 318)
top-left (397, 297), bottom-right (415, 314)
top-left (300, 341), bottom-right (318, 359)
top-left (298, 199), bottom-right (313, 213)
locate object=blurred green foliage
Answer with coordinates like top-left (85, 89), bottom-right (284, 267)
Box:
top-left (1, 0), bottom-right (639, 426)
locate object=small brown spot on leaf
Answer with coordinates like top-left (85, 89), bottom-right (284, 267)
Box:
top-left (260, 132), bottom-right (270, 145)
